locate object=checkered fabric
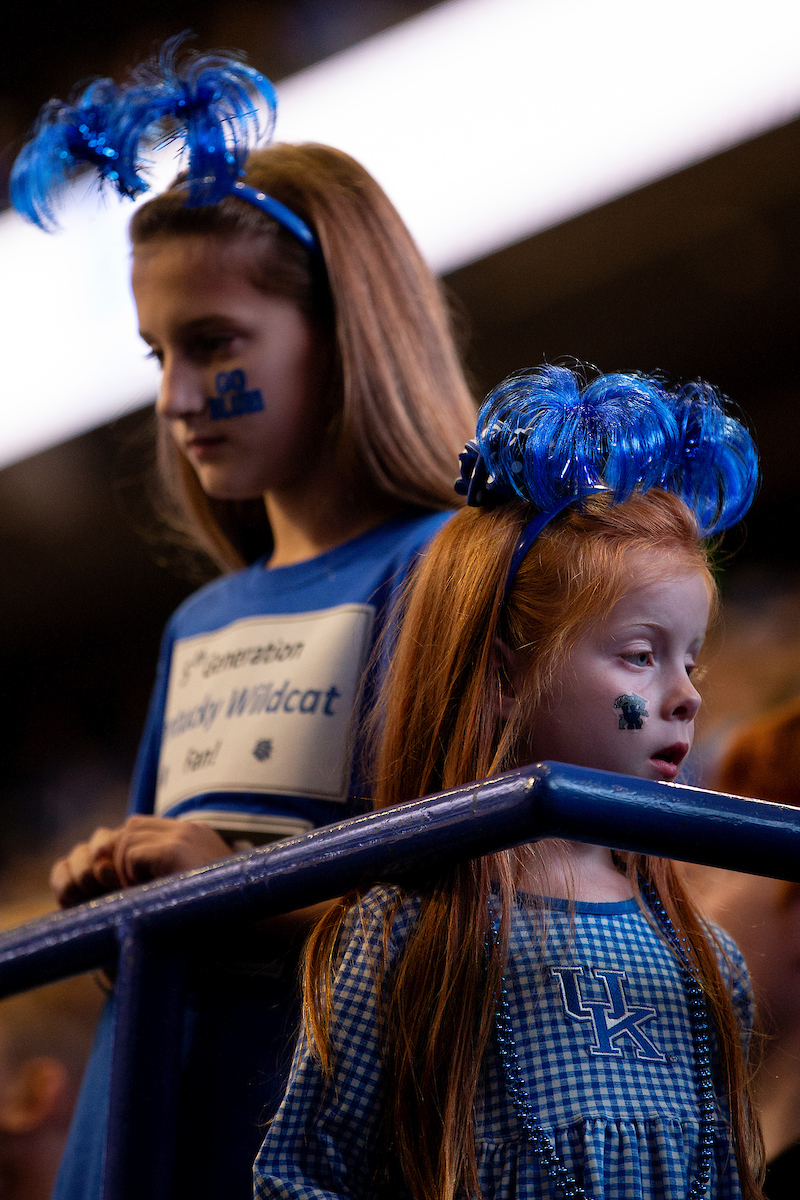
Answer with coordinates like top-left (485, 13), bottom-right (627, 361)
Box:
top-left (253, 886), bottom-right (751, 1199)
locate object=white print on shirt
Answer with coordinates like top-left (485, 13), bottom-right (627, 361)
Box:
top-left (550, 966), bottom-right (667, 1062)
top-left (155, 604), bottom-right (374, 816)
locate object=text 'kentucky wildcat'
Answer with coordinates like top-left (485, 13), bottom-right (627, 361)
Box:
top-left (155, 605), bottom-right (373, 839)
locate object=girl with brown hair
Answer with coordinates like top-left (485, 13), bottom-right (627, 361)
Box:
top-left (11, 42), bottom-right (475, 1200)
top-left (255, 365), bottom-right (764, 1200)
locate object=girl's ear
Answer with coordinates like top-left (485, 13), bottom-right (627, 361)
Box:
top-left (494, 637), bottom-right (520, 720)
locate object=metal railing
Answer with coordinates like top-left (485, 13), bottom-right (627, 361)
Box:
top-left (1, 761), bottom-right (799, 1199)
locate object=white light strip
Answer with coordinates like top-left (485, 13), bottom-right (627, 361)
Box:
top-left (2, 0), bottom-right (800, 465)
top-left (276, 0), bottom-right (800, 271)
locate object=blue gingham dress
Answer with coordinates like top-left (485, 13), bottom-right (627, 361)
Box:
top-left (254, 885), bottom-right (752, 1199)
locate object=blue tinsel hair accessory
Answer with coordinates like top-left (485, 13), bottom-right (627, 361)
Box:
top-left (455, 363), bottom-right (759, 594)
top-left (10, 78), bottom-right (147, 230)
top-left (10, 35), bottom-right (317, 251)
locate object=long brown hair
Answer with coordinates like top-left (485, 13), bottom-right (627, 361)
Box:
top-left (304, 490), bottom-right (765, 1200)
top-left (129, 142), bottom-right (475, 570)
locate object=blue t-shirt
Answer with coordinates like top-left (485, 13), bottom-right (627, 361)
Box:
top-left (54, 509), bottom-right (453, 1200)
top-left (130, 510), bottom-right (453, 840)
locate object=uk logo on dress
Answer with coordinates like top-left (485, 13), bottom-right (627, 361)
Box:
top-left (550, 967), bottom-right (667, 1062)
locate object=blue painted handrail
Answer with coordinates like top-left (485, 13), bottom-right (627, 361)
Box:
top-left (0, 761), bottom-right (797, 1200)
top-left (0, 761), bottom-right (798, 996)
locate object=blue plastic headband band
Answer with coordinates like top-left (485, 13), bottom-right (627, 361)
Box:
top-left (503, 486), bottom-right (610, 601)
top-left (231, 180), bottom-right (318, 251)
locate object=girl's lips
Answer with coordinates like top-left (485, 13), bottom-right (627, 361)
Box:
top-left (650, 743), bottom-right (689, 781)
top-left (651, 758), bottom-right (679, 781)
top-left (183, 434), bottom-right (226, 458)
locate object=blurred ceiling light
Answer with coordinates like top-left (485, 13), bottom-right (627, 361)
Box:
top-left (2, 0), bottom-right (800, 465)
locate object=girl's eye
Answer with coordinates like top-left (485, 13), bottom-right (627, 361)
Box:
top-left (145, 347), bottom-right (164, 365)
top-left (623, 650), bottom-right (653, 668)
top-left (188, 334), bottom-right (236, 361)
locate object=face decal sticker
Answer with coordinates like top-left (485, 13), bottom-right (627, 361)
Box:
top-left (614, 693), bottom-right (649, 730)
top-left (207, 370), bottom-right (265, 420)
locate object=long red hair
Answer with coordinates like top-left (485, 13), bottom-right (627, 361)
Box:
top-left (305, 491), bottom-right (765, 1200)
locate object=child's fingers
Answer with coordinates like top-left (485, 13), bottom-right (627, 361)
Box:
top-left (112, 816), bottom-right (231, 886)
top-left (49, 827), bottom-right (122, 908)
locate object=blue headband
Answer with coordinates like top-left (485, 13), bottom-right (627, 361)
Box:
top-left (230, 182), bottom-right (316, 250)
top-left (455, 364), bottom-right (760, 598)
top-left (10, 36), bottom-right (319, 253)
top-left (502, 487), bottom-right (609, 600)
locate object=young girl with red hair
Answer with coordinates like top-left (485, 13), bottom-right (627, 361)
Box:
top-left (255, 364), bottom-right (765, 1200)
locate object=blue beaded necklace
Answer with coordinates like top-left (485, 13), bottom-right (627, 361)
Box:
top-left (488, 883), bottom-right (717, 1200)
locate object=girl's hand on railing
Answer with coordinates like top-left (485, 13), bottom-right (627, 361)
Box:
top-left (111, 816), bottom-right (232, 886)
top-left (50, 818), bottom-right (233, 908)
top-left (50, 826), bottom-right (123, 908)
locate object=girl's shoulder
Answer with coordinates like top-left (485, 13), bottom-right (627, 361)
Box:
top-left (309, 508), bottom-right (455, 585)
top-left (343, 883), bottom-right (423, 935)
top-left (164, 509), bottom-right (457, 637)
top-left (377, 508), bottom-right (455, 559)
top-left (704, 919), bottom-right (747, 972)
top-left (703, 918), bottom-right (754, 1033)
top-left (337, 885), bottom-right (423, 967)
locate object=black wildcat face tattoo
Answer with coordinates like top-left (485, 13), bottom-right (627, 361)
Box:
top-left (613, 693), bottom-right (649, 730)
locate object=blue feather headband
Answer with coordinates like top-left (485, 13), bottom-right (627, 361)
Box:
top-left (455, 364), bottom-right (759, 593)
top-left (10, 36), bottom-right (317, 251)
top-left (10, 78), bottom-right (148, 230)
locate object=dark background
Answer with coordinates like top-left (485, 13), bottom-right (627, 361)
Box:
top-left (1, 1), bottom-right (798, 891)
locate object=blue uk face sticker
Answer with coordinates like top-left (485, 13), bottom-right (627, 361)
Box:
top-left (207, 370), bottom-right (265, 420)
top-left (614, 693), bottom-right (649, 730)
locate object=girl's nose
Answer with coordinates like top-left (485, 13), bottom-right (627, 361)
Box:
top-left (155, 358), bottom-right (207, 418)
top-left (668, 672), bottom-right (702, 722)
